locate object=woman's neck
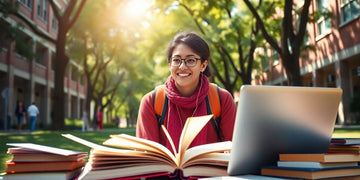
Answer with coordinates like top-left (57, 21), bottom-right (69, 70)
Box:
top-left (176, 81), bottom-right (199, 97)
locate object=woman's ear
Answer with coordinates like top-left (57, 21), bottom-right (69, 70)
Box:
top-left (201, 60), bottom-right (208, 71)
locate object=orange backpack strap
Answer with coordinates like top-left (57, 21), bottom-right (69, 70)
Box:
top-left (208, 83), bottom-right (221, 119)
top-left (153, 85), bottom-right (167, 127)
top-left (206, 83), bottom-right (222, 141)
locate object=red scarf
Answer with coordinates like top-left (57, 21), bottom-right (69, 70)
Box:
top-left (164, 74), bottom-right (210, 152)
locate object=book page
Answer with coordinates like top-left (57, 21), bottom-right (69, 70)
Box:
top-left (181, 153), bottom-right (230, 168)
top-left (62, 134), bottom-right (133, 154)
top-left (180, 141), bottom-right (232, 167)
top-left (182, 164), bottom-right (228, 178)
top-left (105, 134), bottom-right (177, 165)
top-left (78, 163), bottom-right (175, 180)
top-left (161, 125), bottom-right (177, 155)
top-left (177, 115), bottom-right (213, 162)
top-left (6, 143), bottom-right (86, 156)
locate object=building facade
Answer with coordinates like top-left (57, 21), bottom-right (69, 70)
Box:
top-left (0, 0), bottom-right (86, 130)
top-left (253, 0), bottom-right (360, 125)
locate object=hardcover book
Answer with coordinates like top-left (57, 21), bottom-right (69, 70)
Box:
top-left (261, 166), bottom-right (360, 179)
top-left (5, 160), bottom-right (85, 173)
top-left (63, 115), bottom-right (232, 180)
top-left (1, 168), bottom-right (82, 180)
top-left (279, 153), bottom-right (360, 163)
top-left (331, 138), bottom-right (360, 145)
top-left (277, 161), bottom-right (358, 169)
top-left (329, 144), bottom-right (360, 153)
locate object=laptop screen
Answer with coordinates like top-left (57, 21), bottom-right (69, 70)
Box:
top-left (227, 85), bottom-right (342, 175)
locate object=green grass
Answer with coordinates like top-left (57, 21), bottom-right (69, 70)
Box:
top-left (332, 128), bottom-right (360, 138)
top-left (0, 127), bottom-right (359, 173)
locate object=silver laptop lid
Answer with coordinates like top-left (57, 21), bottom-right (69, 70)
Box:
top-left (228, 85), bottom-right (343, 175)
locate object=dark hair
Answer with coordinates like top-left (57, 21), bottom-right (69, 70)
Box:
top-left (166, 32), bottom-right (212, 77)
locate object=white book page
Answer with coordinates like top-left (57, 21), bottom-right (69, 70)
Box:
top-left (6, 142), bottom-right (86, 156)
top-left (177, 115), bottom-right (213, 161)
top-left (62, 134), bottom-right (131, 154)
top-left (180, 141), bottom-right (232, 167)
top-left (106, 134), bottom-right (176, 164)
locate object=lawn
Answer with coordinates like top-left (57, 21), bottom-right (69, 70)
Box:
top-left (0, 127), bottom-right (359, 173)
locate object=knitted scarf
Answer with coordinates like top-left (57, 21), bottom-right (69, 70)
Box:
top-left (164, 74), bottom-right (210, 153)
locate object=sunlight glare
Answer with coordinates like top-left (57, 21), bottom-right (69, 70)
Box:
top-left (124, 0), bottom-right (152, 20)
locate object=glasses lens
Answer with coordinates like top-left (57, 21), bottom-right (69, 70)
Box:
top-left (171, 58), bottom-right (181, 66)
top-left (185, 58), bottom-right (197, 67)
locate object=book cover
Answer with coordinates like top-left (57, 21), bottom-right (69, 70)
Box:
top-left (328, 144), bottom-right (360, 153)
top-left (1, 168), bottom-right (82, 180)
top-left (261, 166), bottom-right (360, 179)
top-left (62, 115), bottom-right (232, 180)
top-left (331, 138), bottom-right (360, 145)
top-left (6, 143), bottom-right (87, 156)
top-left (7, 148), bottom-right (87, 162)
top-left (5, 160), bottom-right (86, 173)
top-left (279, 153), bottom-right (360, 163)
top-left (277, 161), bottom-right (358, 169)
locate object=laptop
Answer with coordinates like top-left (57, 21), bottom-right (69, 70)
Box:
top-left (227, 85), bottom-right (343, 175)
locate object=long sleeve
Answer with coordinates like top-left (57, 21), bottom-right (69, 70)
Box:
top-left (136, 91), bottom-right (161, 143)
top-left (218, 87), bottom-right (237, 141)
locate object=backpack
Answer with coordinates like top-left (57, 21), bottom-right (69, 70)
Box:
top-left (152, 83), bottom-right (222, 141)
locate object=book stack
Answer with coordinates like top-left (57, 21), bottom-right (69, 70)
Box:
top-left (329, 138), bottom-right (360, 154)
top-left (1, 143), bottom-right (87, 180)
top-left (261, 138), bottom-right (360, 179)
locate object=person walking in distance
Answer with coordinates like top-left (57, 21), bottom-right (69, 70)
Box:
top-left (27, 102), bottom-right (39, 132)
top-left (82, 108), bottom-right (88, 132)
top-left (97, 108), bottom-right (103, 130)
top-left (15, 100), bottom-right (26, 131)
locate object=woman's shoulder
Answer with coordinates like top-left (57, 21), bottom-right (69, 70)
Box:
top-left (140, 89), bottom-right (156, 105)
top-left (215, 85), bottom-right (233, 98)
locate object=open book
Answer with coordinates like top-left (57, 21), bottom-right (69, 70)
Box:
top-left (63, 115), bottom-right (232, 180)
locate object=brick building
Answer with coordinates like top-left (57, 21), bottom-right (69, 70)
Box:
top-left (253, 0), bottom-right (360, 124)
top-left (0, 0), bottom-right (86, 130)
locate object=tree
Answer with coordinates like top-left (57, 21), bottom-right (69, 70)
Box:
top-left (49, 0), bottom-right (87, 129)
top-left (244, 0), bottom-right (311, 86)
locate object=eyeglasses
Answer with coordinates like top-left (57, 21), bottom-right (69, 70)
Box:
top-left (170, 57), bottom-right (201, 67)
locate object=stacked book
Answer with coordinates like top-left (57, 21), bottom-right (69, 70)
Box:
top-left (261, 138), bottom-right (360, 179)
top-left (1, 143), bottom-right (87, 180)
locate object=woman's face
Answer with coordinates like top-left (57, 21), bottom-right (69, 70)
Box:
top-left (169, 43), bottom-right (207, 94)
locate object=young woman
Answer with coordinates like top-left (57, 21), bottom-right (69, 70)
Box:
top-left (136, 32), bottom-right (236, 152)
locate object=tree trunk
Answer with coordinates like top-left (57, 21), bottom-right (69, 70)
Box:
top-left (51, 28), bottom-right (68, 130)
top-left (282, 54), bottom-right (302, 86)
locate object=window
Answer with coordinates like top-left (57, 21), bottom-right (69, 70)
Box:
top-left (37, 0), bottom-right (41, 17)
top-left (52, 13), bottom-right (58, 32)
top-left (37, 0), bottom-right (48, 21)
top-left (27, 0), bottom-right (32, 8)
top-left (71, 67), bottom-right (78, 82)
top-left (51, 51), bottom-right (56, 71)
top-left (43, 0), bottom-right (47, 21)
top-left (18, 0), bottom-right (32, 9)
top-left (340, 0), bottom-right (360, 24)
top-left (0, 33), bottom-right (9, 51)
top-left (35, 43), bottom-right (46, 66)
top-left (316, 0), bottom-right (331, 36)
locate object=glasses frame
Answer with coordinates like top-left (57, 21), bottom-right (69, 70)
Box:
top-left (170, 57), bottom-right (202, 67)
